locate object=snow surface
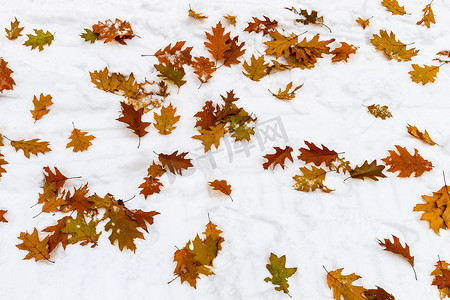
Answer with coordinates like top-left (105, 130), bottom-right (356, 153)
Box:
top-left (1, 0), bottom-right (450, 299)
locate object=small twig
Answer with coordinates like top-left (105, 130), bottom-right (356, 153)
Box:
top-left (123, 195), bottom-right (136, 203)
top-left (33, 211), bottom-right (43, 219)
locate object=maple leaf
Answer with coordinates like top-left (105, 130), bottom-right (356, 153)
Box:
top-left (406, 124), bottom-right (436, 145)
top-left (139, 176), bottom-right (163, 199)
top-left (409, 64), bottom-right (439, 85)
top-left (117, 101), bottom-right (150, 145)
top-left (265, 30), bottom-right (298, 59)
top-left (223, 15), bottom-right (236, 26)
top-left (187, 234), bottom-right (220, 267)
top-left (80, 28), bottom-right (99, 43)
top-left (291, 34), bottom-right (335, 65)
top-left (173, 248), bottom-right (202, 288)
top-left (244, 16), bottom-right (278, 36)
top-left (414, 185), bottom-right (450, 234)
top-left (242, 55), bottom-right (269, 81)
top-left (154, 41), bottom-right (193, 71)
top-left (209, 179), bottom-right (232, 201)
top-left (381, 0), bottom-right (406, 15)
top-left (363, 286), bottom-right (395, 300)
top-left (23, 29), bottom-right (54, 51)
top-left (92, 19), bottom-right (134, 45)
top-left (371, 30), bottom-right (418, 62)
top-left (158, 151), bottom-right (193, 175)
top-left (0, 210), bottom-right (7, 223)
top-left (350, 160), bottom-right (387, 181)
top-left (192, 124), bottom-right (226, 152)
top-left (0, 58), bottom-right (16, 93)
top-left (30, 94), bottom-right (53, 122)
top-left (203, 221), bottom-right (224, 251)
top-left (382, 145), bottom-right (433, 177)
top-left (367, 104), bottom-right (392, 119)
top-left (431, 260), bottom-right (450, 298)
top-left (417, 4), bottom-right (435, 28)
top-left (223, 36), bottom-right (245, 67)
top-left (10, 138), bottom-right (51, 158)
top-left (378, 235), bottom-right (416, 279)
top-left (293, 166), bottom-right (332, 193)
top-left (42, 217), bottom-right (69, 253)
top-left (192, 56), bottom-right (216, 83)
top-left (0, 153), bottom-right (7, 179)
top-left (326, 268), bottom-right (366, 300)
top-left (153, 104), bottom-right (180, 135)
top-left (66, 126), bottom-right (95, 152)
top-left (298, 141), bottom-right (338, 168)
top-left (16, 228), bottom-right (51, 262)
top-left (154, 64), bottom-right (187, 89)
top-left (270, 82), bottom-right (303, 100)
top-left (194, 101), bottom-right (218, 130)
top-left (147, 161), bottom-right (166, 178)
top-left (188, 7), bottom-right (207, 19)
top-left (43, 166), bottom-right (68, 190)
top-left (62, 214), bottom-right (101, 247)
top-left (5, 17), bottom-right (24, 40)
top-left (331, 42), bottom-right (357, 63)
top-left (285, 7), bottom-right (324, 25)
top-left (356, 17), bottom-right (371, 29)
top-left (263, 146), bottom-right (294, 170)
top-left (264, 253), bottom-right (297, 295)
top-left (205, 22), bottom-right (232, 61)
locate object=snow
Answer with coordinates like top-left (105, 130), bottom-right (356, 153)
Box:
top-left (1, 0), bottom-right (450, 299)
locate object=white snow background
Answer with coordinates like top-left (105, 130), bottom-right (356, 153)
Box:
top-left (1, 0), bottom-right (450, 299)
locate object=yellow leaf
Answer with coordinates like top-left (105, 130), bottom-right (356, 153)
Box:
top-left (10, 138), bottom-right (51, 158)
top-left (381, 0), bottom-right (406, 15)
top-left (66, 127), bottom-right (95, 152)
top-left (188, 8), bottom-right (207, 19)
top-left (264, 30), bottom-right (298, 59)
top-left (293, 166), bottom-right (332, 192)
top-left (371, 30), bottom-right (418, 61)
top-left (326, 268), bottom-right (367, 300)
top-left (30, 93), bottom-right (53, 122)
top-left (407, 124), bottom-right (436, 145)
top-left (409, 64), bottom-right (439, 85)
top-left (153, 103), bottom-right (180, 135)
top-left (5, 17), bottom-right (24, 40)
top-left (242, 55), bottom-right (269, 81)
top-left (270, 82), bottom-right (303, 100)
top-left (414, 186), bottom-right (450, 234)
top-left (223, 15), bottom-right (236, 26)
top-left (16, 228), bottom-right (51, 261)
top-left (356, 17), bottom-right (370, 29)
top-left (192, 124), bottom-right (226, 152)
top-left (417, 4), bottom-right (435, 28)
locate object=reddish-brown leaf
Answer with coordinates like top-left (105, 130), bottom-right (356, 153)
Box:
top-left (92, 18), bottom-right (134, 45)
top-left (43, 166), bottom-right (68, 190)
top-left (125, 209), bottom-right (159, 233)
top-left (158, 151), bottom-right (193, 175)
top-left (363, 286), bottom-right (395, 300)
top-left (0, 210), bottom-right (7, 223)
top-left (244, 16), bottom-right (278, 35)
top-left (223, 36), bottom-right (245, 67)
top-left (378, 235), bottom-right (416, 278)
top-left (117, 101), bottom-right (151, 139)
top-left (154, 41), bottom-right (193, 71)
top-left (42, 217), bottom-right (69, 253)
top-left (433, 269), bottom-right (450, 290)
top-left (194, 101), bottom-right (218, 130)
top-left (0, 58), bottom-right (15, 93)
top-left (263, 146), bottom-right (294, 170)
top-left (298, 141), bottom-right (338, 168)
top-left (204, 22), bottom-right (231, 61)
top-left (60, 184), bottom-right (94, 215)
top-left (209, 179), bottom-right (232, 200)
top-left (381, 145), bottom-right (433, 177)
top-left (331, 42), bottom-right (357, 63)
top-left (192, 56), bottom-right (216, 83)
top-left (139, 176), bottom-right (163, 198)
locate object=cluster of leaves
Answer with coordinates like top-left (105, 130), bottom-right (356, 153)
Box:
top-left (81, 19), bottom-right (134, 45)
top-left (172, 219), bottom-right (224, 288)
top-left (16, 166), bottom-right (159, 261)
top-left (4, 17), bottom-right (53, 51)
top-left (192, 90), bottom-right (257, 152)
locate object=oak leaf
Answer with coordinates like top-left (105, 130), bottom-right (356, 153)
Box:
top-left (194, 101), bottom-right (218, 130)
top-left (158, 151), bottom-right (193, 175)
top-left (203, 221), bottom-right (224, 251)
top-left (92, 19), bottom-right (134, 45)
top-left (435, 51), bottom-right (450, 64)
top-left (363, 286), bottom-right (395, 300)
top-left (414, 185), bottom-right (450, 234)
top-left (0, 153), bottom-right (7, 179)
top-left (30, 94), bottom-right (53, 122)
top-left (356, 17), bottom-right (371, 30)
top-left (291, 34), bottom-right (335, 65)
top-left (409, 64), bottom-right (439, 85)
top-left (66, 127), bottom-right (95, 152)
top-left (10, 138), bottom-right (51, 158)
top-left (331, 42), bottom-right (357, 63)
top-left (154, 41), bottom-right (193, 71)
top-left (417, 4), bottom-right (435, 28)
top-left (367, 104), bottom-right (392, 119)
top-left (326, 268), bottom-right (366, 300)
top-left (431, 260), bottom-right (450, 298)
top-left (153, 104), bottom-right (180, 135)
top-left (371, 30), bottom-right (418, 61)
top-left (382, 145), bottom-right (432, 177)
top-left (42, 217), bottom-right (69, 253)
top-left (434, 269), bottom-right (450, 290)
top-left (173, 248), bottom-right (202, 288)
top-left (264, 30), bottom-right (298, 59)
top-left (23, 29), bottom-right (54, 51)
top-left (263, 146), bottom-right (294, 170)
top-left (16, 228), bottom-right (51, 261)
top-left (0, 58), bottom-right (16, 93)
top-left (223, 36), bottom-right (245, 67)
top-left (125, 209), bottom-right (159, 233)
top-left (80, 28), bottom-right (99, 43)
top-left (331, 158), bottom-right (352, 174)
top-left (209, 179), bottom-right (232, 201)
top-left (59, 184), bottom-right (93, 215)
top-left (244, 16), bottom-right (278, 36)
top-left (43, 166), bottom-right (68, 190)
top-left (223, 15), bottom-right (236, 26)
top-left (192, 124), bottom-right (226, 152)
top-left (293, 166), bottom-right (332, 193)
top-left (298, 141), bottom-right (338, 168)
top-left (154, 64), bottom-right (186, 88)
top-left (62, 214), bottom-right (101, 247)
top-left (264, 253), bottom-right (297, 295)
top-left (285, 7), bottom-right (324, 25)
top-left (0, 210), bottom-right (7, 223)
top-left (188, 7), bottom-right (207, 19)
top-left (38, 182), bottom-right (58, 205)
top-left (117, 101), bottom-right (150, 144)
top-left (350, 160), bottom-right (386, 181)
top-left (5, 17), bottom-right (24, 40)
top-left (139, 176), bottom-right (163, 198)
top-left (41, 193), bottom-right (67, 213)
top-left (381, 0), bottom-right (406, 15)
top-left (205, 22), bottom-right (231, 61)
top-left (192, 56), bottom-right (216, 83)
top-left (378, 235), bottom-right (416, 279)
top-left (147, 161), bottom-right (166, 178)
top-left (406, 124), bottom-right (435, 145)
top-left (270, 82), bottom-right (303, 100)
top-left (242, 55), bottom-right (269, 81)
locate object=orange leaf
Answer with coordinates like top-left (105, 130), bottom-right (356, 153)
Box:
top-left (264, 30), bottom-right (298, 59)
top-left (382, 145), bottom-right (432, 177)
top-left (0, 58), bottom-right (15, 93)
top-left (10, 138), bottom-right (51, 158)
top-left (192, 56), bottom-right (216, 83)
top-left (204, 22), bottom-right (231, 61)
top-left (223, 36), bottom-right (245, 67)
top-left (158, 151), bottom-right (193, 175)
top-left (263, 146), bottom-right (294, 170)
top-left (188, 8), bottom-right (207, 19)
top-left (356, 17), bottom-right (370, 29)
top-left (406, 124), bottom-right (436, 145)
top-left (5, 17), bottom-right (24, 40)
top-left (173, 248), bottom-right (201, 288)
top-left (147, 161), bottom-right (166, 178)
top-left (245, 16), bottom-right (278, 35)
top-left (417, 4), bottom-right (435, 28)
top-left (42, 217), bottom-right (69, 253)
top-left (30, 94), bottom-right (53, 121)
top-left (117, 101), bottom-right (151, 140)
top-left (16, 228), bottom-right (51, 262)
top-left (154, 41), bottom-right (193, 71)
top-left (209, 179), bottom-right (232, 201)
top-left (92, 18), bottom-right (134, 45)
top-left (66, 127), bottom-right (95, 152)
top-left (298, 141), bottom-right (338, 168)
top-left (381, 0), bottom-right (406, 15)
top-left (43, 166), bottom-right (68, 190)
top-left (139, 176), bottom-right (163, 199)
top-left (0, 153), bottom-right (7, 178)
top-left (331, 42), bottom-right (357, 63)
top-left (0, 210), bottom-right (7, 223)
top-left (153, 103), bottom-right (180, 135)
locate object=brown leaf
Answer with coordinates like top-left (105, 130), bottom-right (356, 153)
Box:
top-left (173, 248), bottom-right (202, 288)
top-left (59, 184), bottom-right (94, 215)
top-left (158, 151), bottom-right (193, 175)
top-left (42, 217), bottom-right (69, 253)
top-left (381, 0), bottom-right (406, 15)
top-left (153, 103), bottom-right (180, 135)
top-left (16, 228), bottom-right (51, 261)
top-left (154, 41), bottom-right (192, 71)
top-left (192, 56), bottom-right (216, 83)
top-left (406, 124), bottom-right (436, 145)
top-left (30, 94), bottom-right (53, 121)
top-left (350, 160), bottom-right (386, 181)
top-left (117, 101), bottom-right (151, 140)
top-left (92, 18), bottom-right (134, 45)
top-left (0, 58), bottom-right (15, 93)
top-left (244, 16), bottom-right (278, 35)
top-left (147, 161), bottom-right (166, 178)
top-left (431, 260), bottom-right (450, 298)
top-left (194, 101), bottom-right (218, 130)
top-left (331, 42), bottom-right (357, 63)
top-left (66, 127), bottom-right (95, 152)
top-left (363, 286), bottom-right (395, 300)
top-left (367, 104), bottom-right (392, 120)
top-left (204, 22), bottom-right (231, 61)
top-left (263, 146), bottom-right (294, 170)
top-left (5, 17), bottom-right (24, 40)
top-left (209, 179), bottom-right (232, 200)
top-left (125, 209), bottom-right (159, 233)
top-left (298, 141), bottom-right (338, 168)
top-left (356, 17), bottom-right (370, 29)
top-left (0, 210), bottom-right (7, 223)
top-left (139, 176), bottom-right (163, 199)
top-left (382, 145), bottom-right (433, 177)
top-left (285, 7), bottom-right (324, 25)
top-left (223, 36), bottom-right (245, 67)
top-left (10, 138), bottom-right (51, 158)
top-left (434, 51), bottom-right (450, 64)
top-left (43, 166), bottom-right (68, 190)
top-left (433, 269), bottom-right (450, 290)
top-left (378, 235), bottom-right (416, 278)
